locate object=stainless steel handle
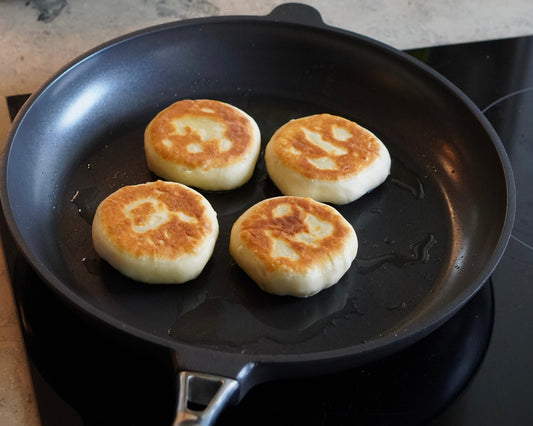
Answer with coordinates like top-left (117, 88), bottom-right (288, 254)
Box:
top-left (173, 371), bottom-right (239, 426)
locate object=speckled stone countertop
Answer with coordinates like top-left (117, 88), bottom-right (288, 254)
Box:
top-left (2, 0), bottom-right (533, 95)
top-left (1, 0), bottom-right (533, 424)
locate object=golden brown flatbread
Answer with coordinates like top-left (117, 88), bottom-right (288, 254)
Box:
top-left (145, 99), bottom-right (261, 190)
top-left (230, 196), bottom-right (357, 297)
top-left (265, 114), bottom-right (390, 204)
top-left (92, 180), bottom-right (218, 284)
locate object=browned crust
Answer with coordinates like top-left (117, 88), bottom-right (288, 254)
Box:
top-left (268, 114), bottom-right (383, 180)
top-left (94, 181), bottom-right (214, 259)
top-left (234, 197), bottom-right (353, 273)
top-left (146, 99), bottom-right (255, 169)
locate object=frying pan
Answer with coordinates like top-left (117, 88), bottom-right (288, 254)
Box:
top-left (0, 3), bottom-right (515, 425)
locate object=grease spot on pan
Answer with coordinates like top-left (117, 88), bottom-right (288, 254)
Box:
top-left (389, 156), bottom-right (425, 199)
top-left (355, 233), bottom-right (437, 274)
top-left (167, 290), bottom-right (362, 347)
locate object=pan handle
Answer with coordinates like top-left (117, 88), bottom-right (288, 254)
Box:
top-left (173, 371), bottom-right (239, 426)
top-left (267, 3), bottom-right (325, 27)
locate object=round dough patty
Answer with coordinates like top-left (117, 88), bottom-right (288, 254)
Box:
top-left (144, 99), bottom-right (261, 190)
top-left (92, 180), bottom-right (218, 284)
top-left (265, 114), bottom-right (391, 204)
top-left (230, 196), bottom-right (358, 297)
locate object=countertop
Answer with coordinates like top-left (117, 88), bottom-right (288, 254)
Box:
top-left (1, 0), bottom-right (533, 424)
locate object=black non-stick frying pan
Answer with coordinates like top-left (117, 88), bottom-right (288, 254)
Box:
top-left (0, 3), bottom-right (515, 425)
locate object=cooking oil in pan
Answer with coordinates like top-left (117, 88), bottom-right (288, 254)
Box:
top-left (355, 233), bottom-right (437, 274)
top-left (389, 155), bottom-right (425, 200)
top-left (56, 106), bottom-right (451, 353)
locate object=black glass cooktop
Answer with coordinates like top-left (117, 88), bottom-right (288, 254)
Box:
top-left (3, 34), bottom-right (533, 425)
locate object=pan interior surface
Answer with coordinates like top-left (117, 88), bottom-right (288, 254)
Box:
top-left (3, 19), bottom-right (511, 361)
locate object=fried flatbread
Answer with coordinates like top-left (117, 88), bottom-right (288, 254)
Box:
top-left (230, 196), bottom-right (357, 297)
top-left (145, 99), bottom-right (261, 190)
top-left (265, 114), bottom-right (391, 204)
top-left (92, 180), bottom-right (218, 284)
